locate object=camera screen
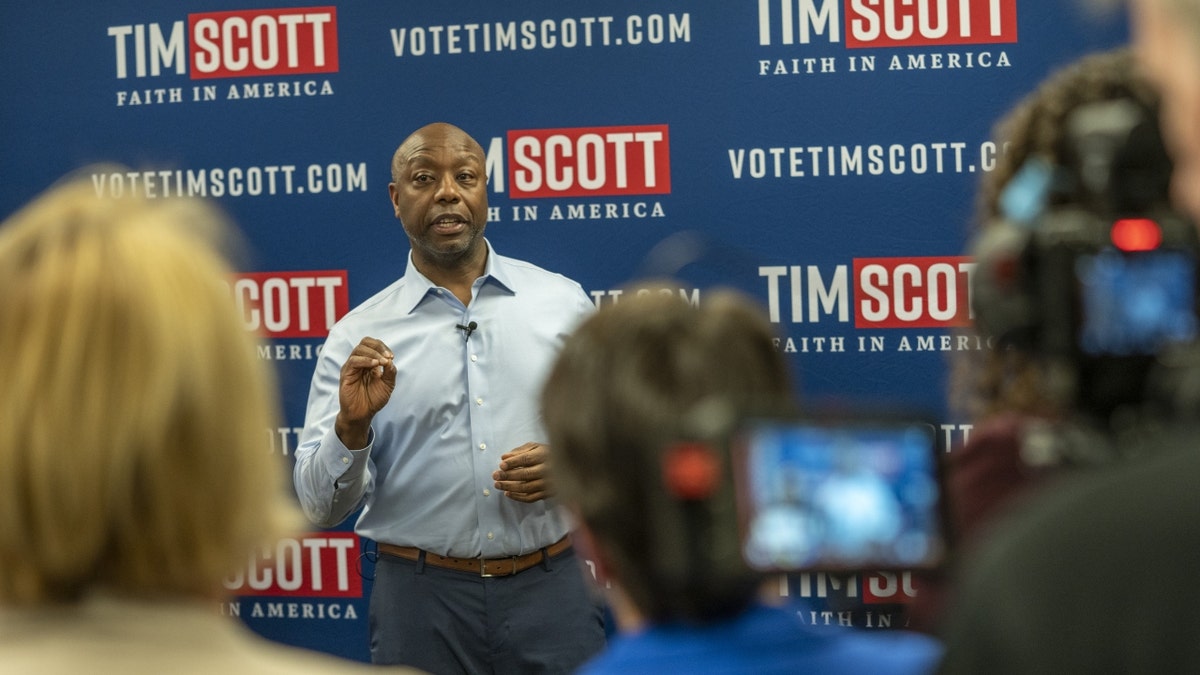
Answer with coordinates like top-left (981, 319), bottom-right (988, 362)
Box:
top-left (1076, 250), bottom-right (1197, 356)
top-left (732, 418), bottom-right (945, 572)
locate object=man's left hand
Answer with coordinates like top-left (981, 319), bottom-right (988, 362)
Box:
top-left (493, 442), bottom-right (553, 503)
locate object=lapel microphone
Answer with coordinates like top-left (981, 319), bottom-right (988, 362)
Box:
top-left (456, 321), bottom-right (478, 340)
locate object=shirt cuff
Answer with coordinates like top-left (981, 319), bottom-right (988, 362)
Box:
top-left (321, 426), bottom-right (372, 483)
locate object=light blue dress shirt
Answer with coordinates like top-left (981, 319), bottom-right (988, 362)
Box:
top-left (293, 240), bottom-right (595, 558)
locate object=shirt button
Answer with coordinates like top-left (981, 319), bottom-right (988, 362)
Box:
top-left (487, 532), bottom-right (495, 541)
top-left (479, 443), bottom-right (487, 451)
top-left (476, 397), bottom-right (484, 406)
top-left (341, 456), bottom-right (349, 464)
top-left (483, 489), bottom-right (491, 496)
top-left (470, 354), bottom-right (478, 362)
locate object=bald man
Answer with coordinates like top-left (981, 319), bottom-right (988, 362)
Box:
top-left (294, 123), bottom-right (604, 673)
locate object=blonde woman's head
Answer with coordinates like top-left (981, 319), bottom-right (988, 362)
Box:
top-left (0, 174), bottom-right (301, 605)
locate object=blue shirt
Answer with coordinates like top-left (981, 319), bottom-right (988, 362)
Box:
top-left (580, 604), bottom-right (942, 675)
top-left (293, 240), bottom-right (595, 558)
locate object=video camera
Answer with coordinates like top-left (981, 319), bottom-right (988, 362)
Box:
top-left (728, 412), bottom-right (948, 574)
top-left (656, 403), bottom-right (948, 603)
top-left (971, 97), bottom-right (1200, 422)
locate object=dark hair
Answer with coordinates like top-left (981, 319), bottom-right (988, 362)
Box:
top-left (955, 48), bottom-right (1161, 419)
top-left (542, 287), bottom-right (793, 622)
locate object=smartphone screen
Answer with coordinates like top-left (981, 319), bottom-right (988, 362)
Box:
top-left (731, 417), bottom-right (945, 572)
top-left (1076, 249), bottom-right (1197, 356)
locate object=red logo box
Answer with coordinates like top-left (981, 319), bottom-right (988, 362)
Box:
top-left (225, 533), bottom-right (363, 598)
top-left (845, 0), bottom-right (1017, 49)
top-left (508, 124), bottom-right (671, 198)
top-left (232, 270), bottom-right (348, 338)
top-left (189, 6), bottom-right (338, 79)
top-left (854, 256), bottom-right (975, 328)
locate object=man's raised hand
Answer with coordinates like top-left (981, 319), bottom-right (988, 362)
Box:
top-left (335, 337), bottom-right (396, 450)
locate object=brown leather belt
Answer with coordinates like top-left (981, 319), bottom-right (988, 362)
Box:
top-left (377, 536), bottom-right (572, 577)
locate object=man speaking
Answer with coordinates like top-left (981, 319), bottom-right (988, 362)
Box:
top-left (293, 122), bottom-right (604, 674)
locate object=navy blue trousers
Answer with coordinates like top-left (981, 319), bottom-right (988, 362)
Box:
top-left (369, 546), bottom-right (607, 674)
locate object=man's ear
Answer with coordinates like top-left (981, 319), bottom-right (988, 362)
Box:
top-left (387, 183), bottom-right (401, 218)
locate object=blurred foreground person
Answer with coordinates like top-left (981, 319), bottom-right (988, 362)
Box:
top-left (0, 176), bottom-right (417, 674)
top-left (541, 289), bottom-right (942, 675)
top-left (935, 12), bottom-right (1200, 670)
top-left (1132, 0), bottom-right (1200, 224)
top-left (935, 430), bottom-right (1200, 673)
top-left (908, 48), bottom-right (1168, 632)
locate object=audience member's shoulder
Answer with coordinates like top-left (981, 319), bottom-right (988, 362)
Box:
top-left (751, 603), bottom-right (942, 674)
top-left (939, 432), bottom-right (1200, 674)
top-left (984, 429), bottom-right (1200, 554)
top-left (830, 627), bottom-right (943, 674)
top-left (0, 596), bottom-right (426, 675)
top-left (945, 413), bottom-right (1061, 542)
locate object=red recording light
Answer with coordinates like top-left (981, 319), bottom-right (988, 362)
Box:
top-left (1111, 218), bottom-right (1162, 252)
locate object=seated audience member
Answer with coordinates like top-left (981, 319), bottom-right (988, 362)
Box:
top-left (934, 4), bottom-right (1200, 672)
top-left (0, 176), bottom-right (418, 674)
top-left (907, 48), bottom-right (1169, 632)
top-left (540, 288), bottom-right (942, 675)
top-left (934, 426), bottom-right (1200, 674)
top-left (947, 47), bottom-right (1161, 538)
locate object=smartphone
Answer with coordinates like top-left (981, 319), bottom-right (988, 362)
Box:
top-left (1075, 249), bottom-right (1198, 357)
top-left (730, 415), bottom-right (946, 573)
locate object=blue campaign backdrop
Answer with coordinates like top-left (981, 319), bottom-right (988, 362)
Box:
top-left (1, 0), bottom-right (1128, 662)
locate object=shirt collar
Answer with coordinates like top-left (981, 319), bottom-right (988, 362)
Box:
top-left (396, 238), bottom-right (515, 314)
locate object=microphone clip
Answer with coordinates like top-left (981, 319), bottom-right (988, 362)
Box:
top-left (456, 320), bottom-right (478, 340)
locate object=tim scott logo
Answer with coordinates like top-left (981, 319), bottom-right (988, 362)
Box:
top-left (505, 124), bottom-right (671, 198)
top-left (757, 0), bottom-right (1017, 48)
top-left (109, 6), bottom-right (339, 79)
